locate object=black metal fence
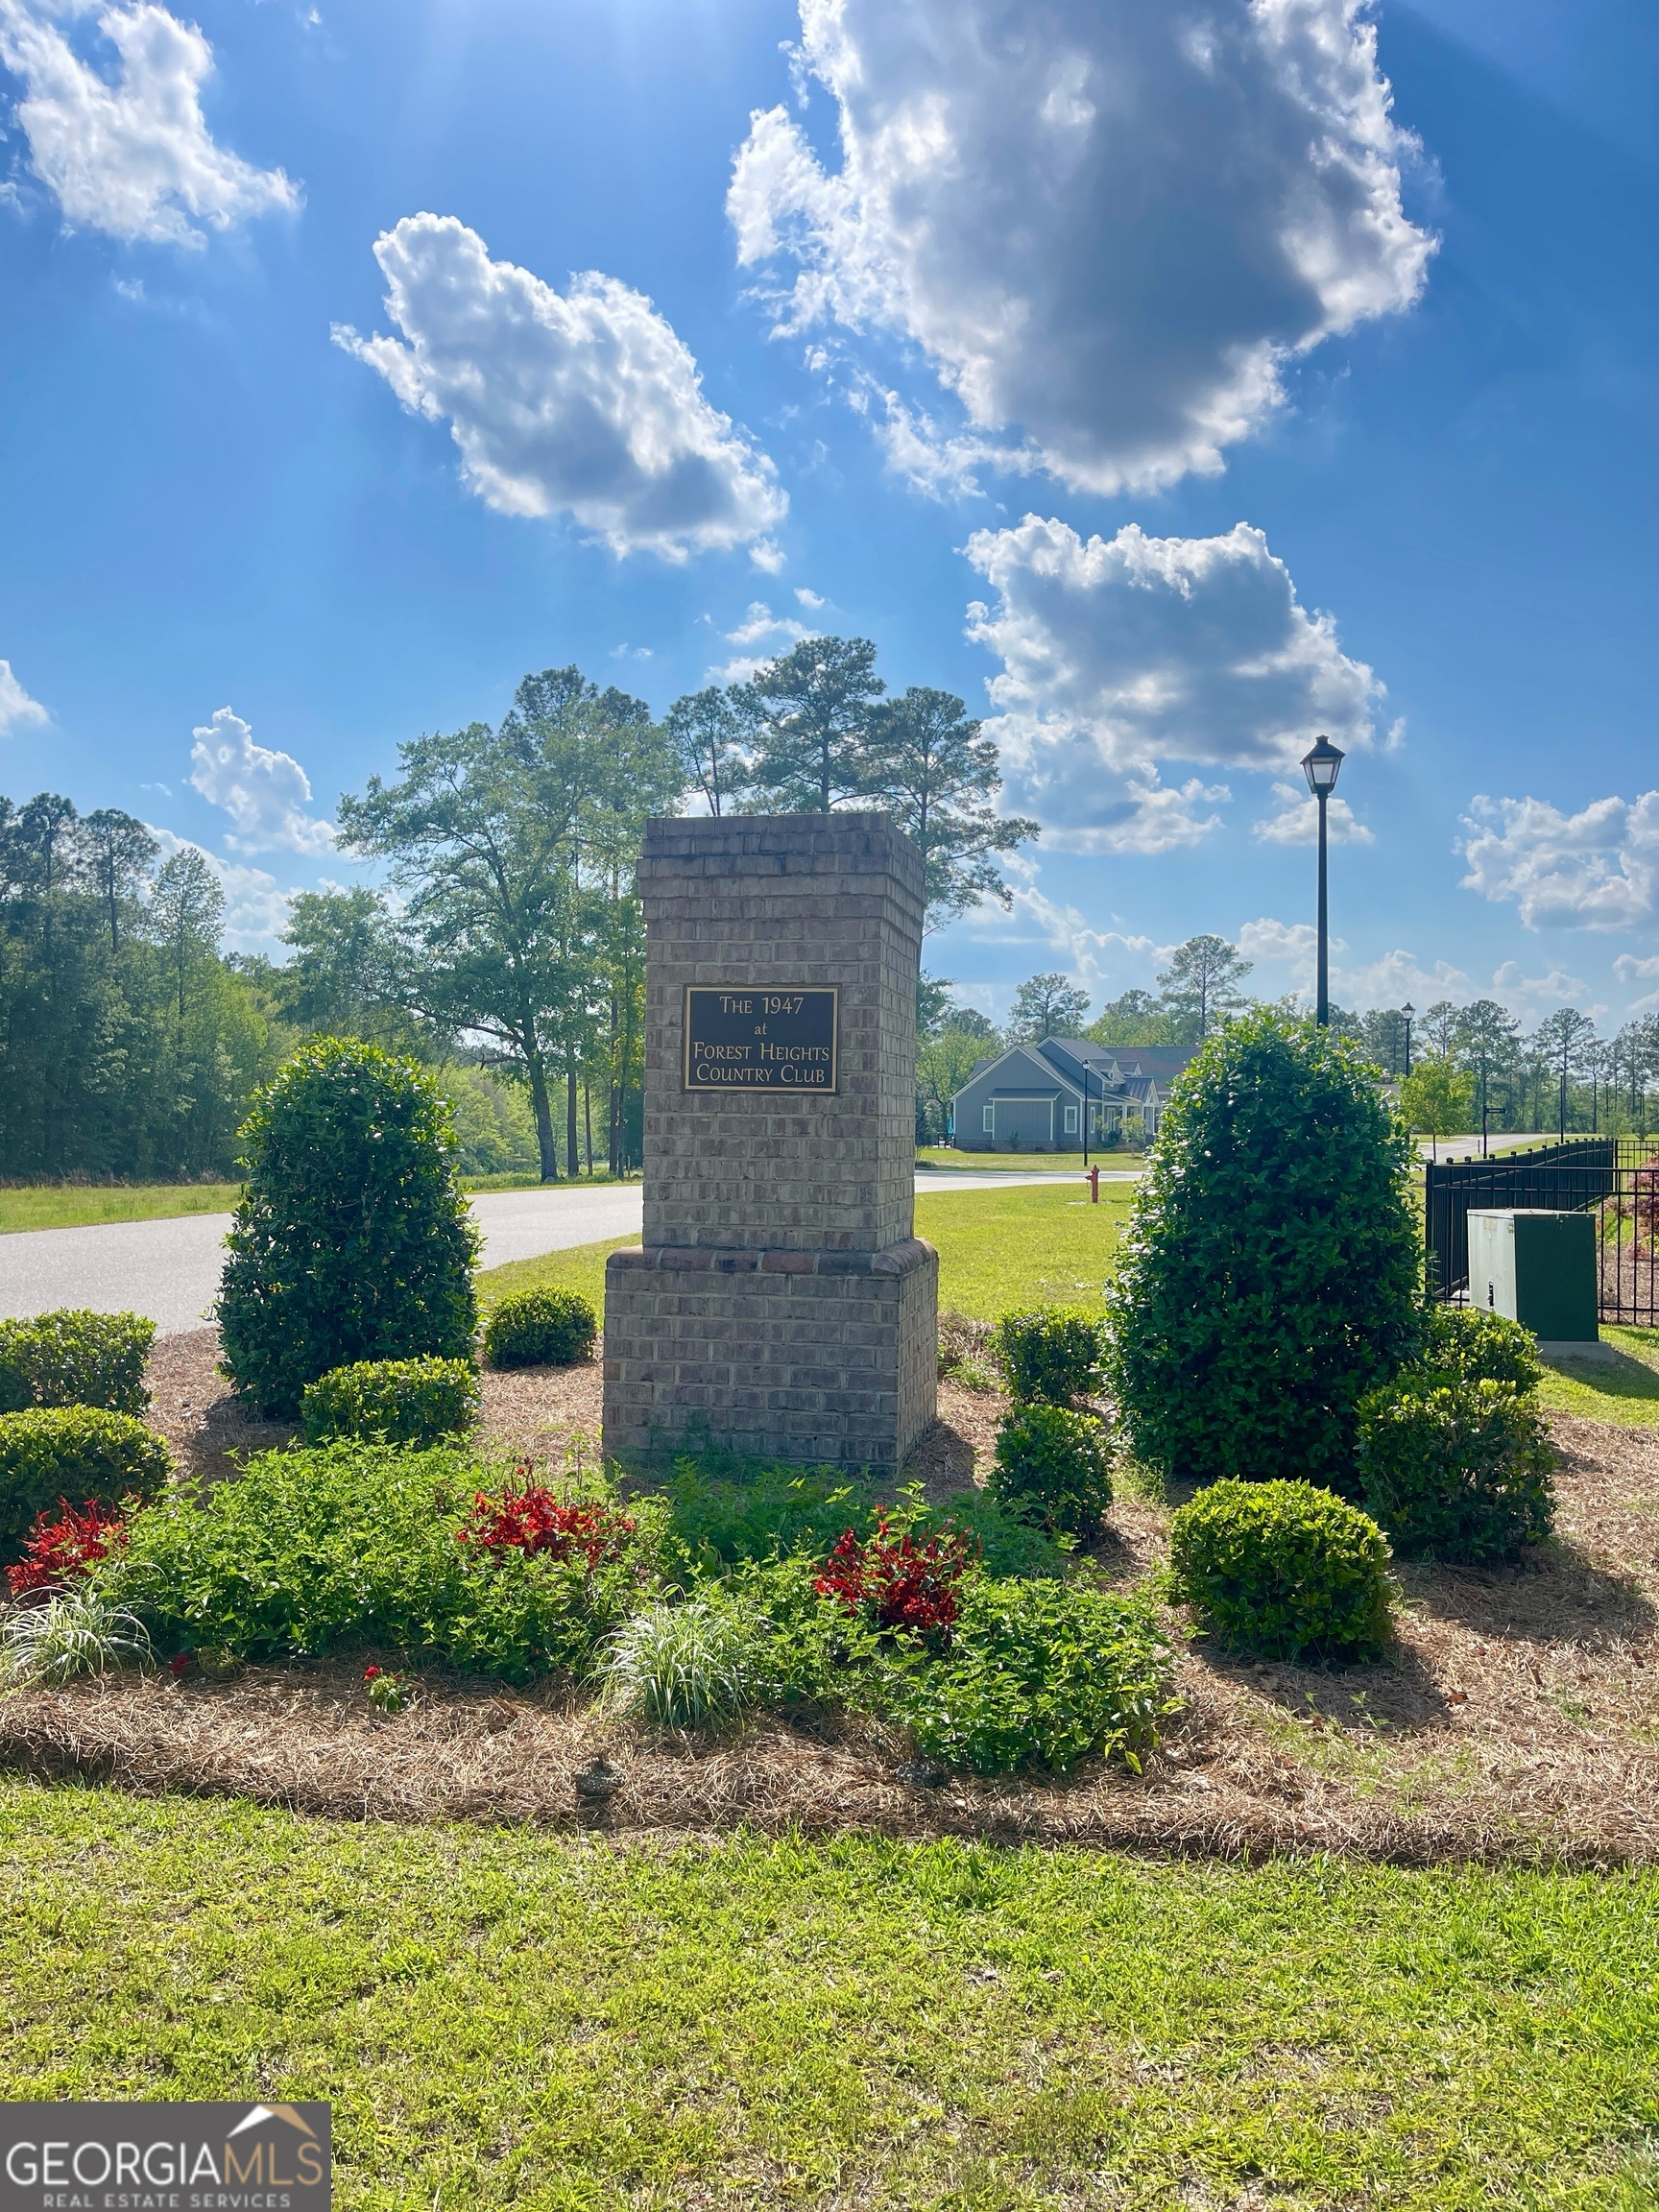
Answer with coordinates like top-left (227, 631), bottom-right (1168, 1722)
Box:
top-left (1423, 1135), bottom-right (1659, 1323)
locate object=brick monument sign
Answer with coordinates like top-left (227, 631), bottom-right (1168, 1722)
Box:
top-left (602, 812), bottom-right (938, 1471)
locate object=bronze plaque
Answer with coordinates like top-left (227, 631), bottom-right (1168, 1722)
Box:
top-left (683, 986), bottom-right (838, 1094)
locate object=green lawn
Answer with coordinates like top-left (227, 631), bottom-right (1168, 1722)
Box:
top-left (476, 1182), bottom-right (1135, 1322)
top-left (1, 1783), bottom-right (1653, 2209)
top-left (1538, 1326), bottom-right (1659, 1428)
top-left (0, 1173), bottom-right (637, 1236)
top-left (916, 1147), bottom-right (1144, 1174)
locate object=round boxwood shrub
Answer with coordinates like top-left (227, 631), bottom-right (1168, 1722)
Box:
top-left (1357, 1373), bottom-right (1555, 1563)
top-left (0, 1407), bottom-right (173, 1564)
top-left (1167, 1479), bottom-right (1394, 1663)
top-left (1416, 1306), bottom-right (1543, 1394)
top-left (1104, 1010), bottom-right (1420, 1490)
top-left (217, 1039), bottom-right (481, 1418)
top-left (993, 1307), bottom-right (1104, 1406)
top-left (990, 1405), bottom-right (1114, 1536)
top-left (0, 1310), bottom-right (156, 1417)
top-left (483, 1287), bottom-right (597, 1369)
top-left (301, 1357), bottom-right (480, 1448)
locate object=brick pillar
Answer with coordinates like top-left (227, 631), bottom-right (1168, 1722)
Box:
top-left (602, 812), bottom-right (938, 1471)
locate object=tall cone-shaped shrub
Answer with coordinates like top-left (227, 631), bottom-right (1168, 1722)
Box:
top-left (218, 1039), bottom-right (481, 1417)
top-left (1104, 1010), bottom-right (1419, 1490)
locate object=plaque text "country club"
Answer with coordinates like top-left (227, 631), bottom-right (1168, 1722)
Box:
top-left (683, 987), bottom-right (838, 1093)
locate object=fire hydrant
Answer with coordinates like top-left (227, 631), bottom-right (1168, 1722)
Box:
top-left (1087, 1164), bottom-right (1099, 1204)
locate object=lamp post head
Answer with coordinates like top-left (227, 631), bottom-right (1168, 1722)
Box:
top-left (1402, 1001), bottom-right (1415, 1021)
top-left (1301, 734), bottom-right (1345, 796)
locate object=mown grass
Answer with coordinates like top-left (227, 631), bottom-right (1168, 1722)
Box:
top-left (0, 1173), bottom-right (639, 1237)
top-left (475, 1182), bottom-right (1136, 1324)
top-left (1538, 1327), bottom-right (1659, 1428)
top-left (0, 1183), bottom-right (244, 1234)
top-left (1, 1782), bottom-right (1654, 2209)
top-left (915, 1146), bottom-right (1144, 1174)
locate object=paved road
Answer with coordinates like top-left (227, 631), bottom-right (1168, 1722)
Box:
top-left (0, 1171), bottom-right (1115, 1335)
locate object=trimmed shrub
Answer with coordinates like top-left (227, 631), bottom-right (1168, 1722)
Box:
top-left (0, 1310), bottom-right (155, 1416)
top-left (813, 1514), bottom-right (974, 1641)
top-left (99, 1443), bottom-right (672, 1682)
top-left (994, 1307), bottom-right (1104, 1406)
top-left (1167, 1479), bottom-right (1394, 1662)
top-left (1416, 1306), bottom-right (1544, 1394)
top-left (892, 1576), bottom-right (1175, 1774)
top-left (1105, 1011), bottom-right (1420, 1490)
top-left (1357, 1374), bottom-right (1556, 1563)
top-left (301, 1357), bottom-right (479, 1448)
top-left (0, 1407), bottom-right (173, 1564)
top-left (217, 1038), bottom-right (481, 1418)
top-left (990, 1405), bottom-right (1113, 1536)
top-left (483, 1287), bottom-right (597, 1370)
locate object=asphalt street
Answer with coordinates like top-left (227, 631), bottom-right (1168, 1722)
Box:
top-left (0, 1170), bottom-right (1118, 1335)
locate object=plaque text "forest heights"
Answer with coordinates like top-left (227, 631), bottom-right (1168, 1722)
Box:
top-left (683, 988), bottom-right (838, 1093)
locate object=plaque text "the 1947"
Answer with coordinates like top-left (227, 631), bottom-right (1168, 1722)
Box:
top-left (683, 987), bottom-right (838, 1092)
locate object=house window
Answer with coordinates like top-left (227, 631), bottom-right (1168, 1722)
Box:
top-left (1063, 1103), bottom-right (1077, 1133)
top-left (982, 1104), bottom-right (995, 1133)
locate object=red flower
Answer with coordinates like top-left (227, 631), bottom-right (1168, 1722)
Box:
top-left (169, 1653), bottom-right (191, 1678)
top-left (363, 1665), bottom-right (381, 1682)
top-left (813, 1515), bottom-right (974, 1642)
top-left (455, 1486), bottom-right (635, 1568)
top-left (6, 1499), bottom-right (127, 1598)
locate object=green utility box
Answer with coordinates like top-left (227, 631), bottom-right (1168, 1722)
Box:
top-left (1465, 1208), bottom-right (1603, 1353)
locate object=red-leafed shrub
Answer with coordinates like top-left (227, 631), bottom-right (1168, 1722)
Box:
top-left (814, 1516), bottom-right (975, 1641)
top-left (456, 1479), bottom-right (637, 1569)
top-left (6, 1497), bottom-right (127, 1598)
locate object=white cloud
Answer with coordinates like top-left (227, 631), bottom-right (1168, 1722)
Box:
top-left (968, 883), bottom-right (1165, 999)
top-left (0, 658), bottom-right (47, 733)
top-left (966, 517), bottom-right (1379, 852)
top-left (794, 587), bottom-right (825, 611)
top-left (1459, 792), bottom-right (1659, 931)
top-left (0, 0), bottom-right (300, 248)
top-left (147, 824), bottom-right (291, 949)
top-left (748, 537), bottom-right (787, 574)
top-left (730, 0), bottom-right (1432, 494)
top-left (187, 705), bottom-right (335, 855)
top-left (1491, 960), bottom-right (1592, 1010)
top-left (1615, 954), bottom-right (1659, 1013)
top-left (334, 213), bottom-right (787, 562)
top-left (724, 599), bottom-right (810, 649)
top-left (1253, 780), bottom-right (1374, 845)
top-left (1238, 917), bottom-right (1469, 1009)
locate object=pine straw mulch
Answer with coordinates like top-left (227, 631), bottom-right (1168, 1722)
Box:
top-left (4, 1339), bottom-right (1658, 1866)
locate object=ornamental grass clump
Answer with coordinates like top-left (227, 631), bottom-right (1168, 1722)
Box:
top-left (993, 1307), bottom-right (1104, 1406)
top-left (217, 1038), bottom-right (481, 1418)
top-left (301, 1357), bottom-right (480, 1448)
top-left (0, 1310), bottom-right (156, 1416)
top-left (601, 1598), bottom-right (756, 1730)
top-left (990, 1406), bottom-right (1113, 1536)
top-left (1167, 1479), bottom-right (1394, 1663)
top-left (0, 1407), bottom-right (172, 1564)
top-left (0, 1586), bottom-right (152, 1689)
top-left (1357, 1374), bottom-right (1556, 1564)
top-left (1104, 1011), bottom-right (1420, 1490)
top-left (483, 1288), bottom-right (597, 1370)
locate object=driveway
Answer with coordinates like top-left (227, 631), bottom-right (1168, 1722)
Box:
top-left (0, 1171), bottom-right (1113, 1335)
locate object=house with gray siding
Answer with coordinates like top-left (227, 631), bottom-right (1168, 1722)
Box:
top-left (950, 1037), bottom-right (1197, 1152)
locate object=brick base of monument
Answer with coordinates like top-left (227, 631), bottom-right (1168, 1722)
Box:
top-left (602, 1237), bottom-right (938, 1472)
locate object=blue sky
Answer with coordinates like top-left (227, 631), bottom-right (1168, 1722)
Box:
top-left (1, 0), bottom-right (1654, 1031)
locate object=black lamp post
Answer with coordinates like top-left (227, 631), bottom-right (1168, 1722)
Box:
top-left (1300, 735), bottom-right (1345, 1026)
top-left (1402, 1000), bottom-right (1415, 1078)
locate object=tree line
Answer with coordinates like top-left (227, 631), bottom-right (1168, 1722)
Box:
top-left (915, 932), bottom-right (1659, 1145)
top-left (3, 637), bottom-right (1033, 1184)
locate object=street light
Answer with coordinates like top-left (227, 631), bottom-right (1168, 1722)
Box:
top-left (1300, 735), bottom-right (1345, 1026)
top-left (1402, 1000), bottom-right (1415, 1078)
